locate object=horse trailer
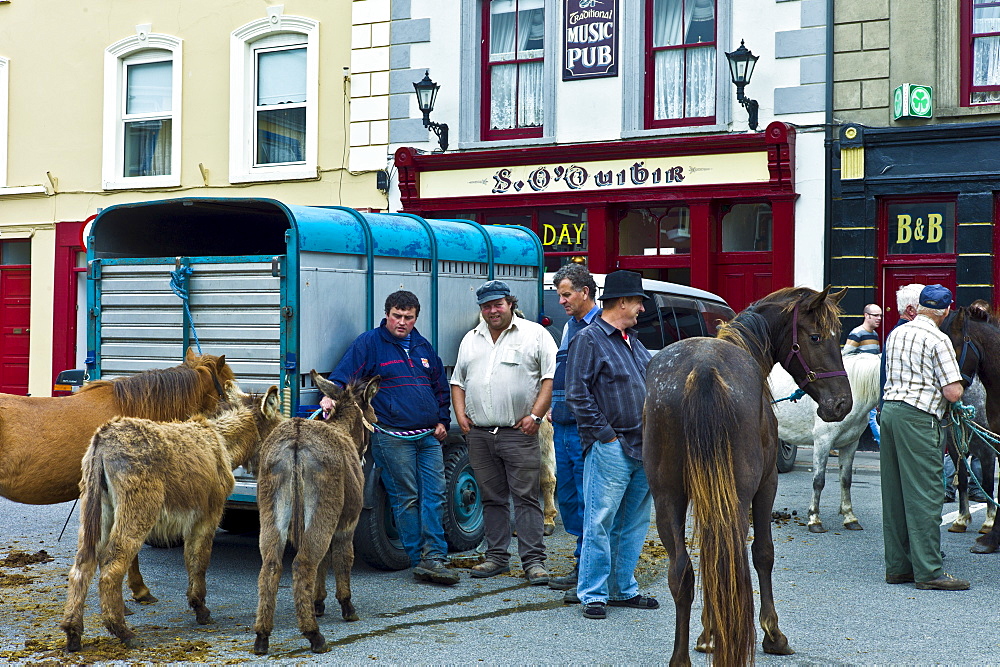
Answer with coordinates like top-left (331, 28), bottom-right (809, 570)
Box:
top-left (79, 197), bottom-right (546, 569)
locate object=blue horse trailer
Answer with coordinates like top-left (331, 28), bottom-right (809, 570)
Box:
top-left (83, 197), bottom-right (546, 568)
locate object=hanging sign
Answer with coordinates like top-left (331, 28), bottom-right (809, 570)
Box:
top-left (563, 0), bottom-right (618, 80)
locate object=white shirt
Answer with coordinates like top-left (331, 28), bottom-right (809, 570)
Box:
top-left (450, 315), bottom-right (557, 427)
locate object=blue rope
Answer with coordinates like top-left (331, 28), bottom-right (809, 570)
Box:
top-left (310, 407), bottom-right (431, 440)
top-left (170, 266), bottom-right (201, 354)
top-left (771, 388), bottom-right (806, 405)
top-left (949, 401), bottom-right (999, 507)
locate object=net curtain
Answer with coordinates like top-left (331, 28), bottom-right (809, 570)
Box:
top-left (973, 3), bottom-right (1000, 103)
top-left (489, 0), bottom-right (544, 130)
top-left (652, 0), bottom-right (715, 120)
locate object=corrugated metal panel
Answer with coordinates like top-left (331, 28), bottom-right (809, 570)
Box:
top-left (96, 261), bottom-right (282, 390)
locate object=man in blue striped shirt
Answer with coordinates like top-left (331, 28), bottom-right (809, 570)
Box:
top-left (566, 270), bottom-right (659, 620)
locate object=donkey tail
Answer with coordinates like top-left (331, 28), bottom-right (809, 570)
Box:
top-left (76, 442), bottom-right (107, 564)
top-left (681, 366), bottom-right (755, 666)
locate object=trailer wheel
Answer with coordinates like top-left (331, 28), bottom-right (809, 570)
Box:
top-left (443, 444), bottom-right (484, 552)
top-left (776, 439), bottom-right (797, 473)
top-left (144, 535), bottom-right (183, 549)
top-left (219, 508), bottom-right (260, 535)
top-left (353, 477), bottom-right (410, 571)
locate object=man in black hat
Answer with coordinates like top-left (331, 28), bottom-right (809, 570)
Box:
top-left (565, 270), bottom-right (659, 619)
top-left (881, 284), bottom-right (968, 591)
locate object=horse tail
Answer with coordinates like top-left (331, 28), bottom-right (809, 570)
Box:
top-left (681, 366), bottom-right (755, 666)
top-left (77, 437), bottom-right (107, 565)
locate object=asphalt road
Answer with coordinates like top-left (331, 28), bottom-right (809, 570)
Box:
top-left (1, 447), bottom-right (999, 664)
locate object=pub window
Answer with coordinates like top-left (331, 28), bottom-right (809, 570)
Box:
top-left (482, 0), bottom-right (545, 140)
top-left (645, 0), bottom-right (717, 128)
top-left (539, 208), bottom-right (587, 270)
top-left (886, 201), bottom-right (956, 255)
top-left (619, 206), bottom-right (691, 255)
top-left (722, 203), bottom-right (771, 252)
top-left (962, 0), bottom-right (1000, 105)
top-left (1, 240), bottom-right (30, 265)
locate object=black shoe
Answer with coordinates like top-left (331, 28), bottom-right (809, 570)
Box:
top-left (885, 572), bottom-right (915, 584)
top-left (608, 594), bottom-right (660, 609)
top-left (582, 602), bottom-right (606, 619)
top-left (548, 567), bottom-right (578, 590)
top-left (915, 573), bottom-right (970, 590)
top-left (413, 559), bottom-right (459, 585)
top-left (944, 492), bottom-right (956, 503)
top-left (563, 589), bottom-right (580, 604)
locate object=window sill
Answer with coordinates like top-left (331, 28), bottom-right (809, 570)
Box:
top-left (457, 136), bottom-right (555, 151)
top-left (622, 123), bottom-right (729, 140)
top-left (229, 166), bottom-right (318, 184)
top-left (933, 105), bottom-right (1000, 119)
top-left (0, 185), bottom-right (48, 198)
top-left (103, 176), bottom-right (181, 191)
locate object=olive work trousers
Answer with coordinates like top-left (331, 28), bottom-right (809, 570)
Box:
top-left (879, 400), bottom-right (945, 584)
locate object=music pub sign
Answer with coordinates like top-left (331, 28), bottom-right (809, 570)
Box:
top-left (563, 0), bottom-right (618, 80)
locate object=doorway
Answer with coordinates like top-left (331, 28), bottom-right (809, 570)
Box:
top-left (1, 240), bottom-right (31, 395)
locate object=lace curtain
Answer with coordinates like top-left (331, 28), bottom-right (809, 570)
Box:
top-left (123, 60), bottom-right (172, 177)
top-left (652, 0), bottom-right (715, 120)
top-left (973, 4), bottom-right (1000, 104)
top-left (489, 0), bottom-right (544, 130)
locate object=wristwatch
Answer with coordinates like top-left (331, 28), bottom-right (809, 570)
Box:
top-left (530, 414), bottom-right (543, 424)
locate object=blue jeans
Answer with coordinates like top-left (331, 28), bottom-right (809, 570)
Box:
top-left (553, 422), bottom-right (585, 561)
top-left (578, 439), bottom-right (653, 605)
top-left (371, 431), bottom-right (448, 566)
top-left (868, 408), bottom-right (880, 444)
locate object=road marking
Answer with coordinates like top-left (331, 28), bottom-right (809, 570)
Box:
top-left (941, 503), bottom-right (988, 526)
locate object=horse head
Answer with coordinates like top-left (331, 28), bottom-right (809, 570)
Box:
top-left (768, 286), bottom-right (852, 422)
top-left (311, 371), bottom-right (381, 458)
top-left (941, 306), bottom-right (987, 388)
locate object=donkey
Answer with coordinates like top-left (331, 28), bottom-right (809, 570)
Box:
top-left (253, 372), bottom-right (380, 655)
top-left (60, 383), bottom-right (283, 652)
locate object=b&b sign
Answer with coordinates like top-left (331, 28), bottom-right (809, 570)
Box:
top-left (563, 0), bottom-right (618, 80)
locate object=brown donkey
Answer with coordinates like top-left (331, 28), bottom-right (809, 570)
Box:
top-left (253, 372), bottom-right (380, 655)
top-left (60, 383), bottom-right (283, 652)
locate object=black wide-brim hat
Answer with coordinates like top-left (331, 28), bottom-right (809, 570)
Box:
top-left (599, 270), bottom-right (650, 301)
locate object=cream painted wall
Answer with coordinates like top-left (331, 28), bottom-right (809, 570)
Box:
top-left (0, 0), bottom-right (385, 395)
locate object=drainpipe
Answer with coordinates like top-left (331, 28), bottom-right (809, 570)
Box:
top-left (823, 0), bottom-right (835, 288)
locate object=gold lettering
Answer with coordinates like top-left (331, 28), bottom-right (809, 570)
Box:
top-left (927, 214), bottom-right (943, 243)
top-left (543, 224), bottom-right (557, 246)
top-left (572, 223), bottom-right (585, 245)
top-left (914, 217), bottom-right (925, 241)
top-left (896, 215), bottom-right (912, 245)
top-left (557, 225), bottom-right (572, 245)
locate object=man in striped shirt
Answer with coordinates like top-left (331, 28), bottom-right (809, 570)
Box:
top-left (881, 284), bottom-right (967, 591)
top-left (842, 304), bottom-right (882, 355)
top-left (566, 270), bottom-right (659, 620)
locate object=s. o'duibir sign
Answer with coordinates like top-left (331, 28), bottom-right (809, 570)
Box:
top-left (563, 0), bottom-right (618, 80)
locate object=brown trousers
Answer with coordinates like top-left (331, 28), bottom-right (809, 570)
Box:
top-left (466, 426), bottom-right (546, 568)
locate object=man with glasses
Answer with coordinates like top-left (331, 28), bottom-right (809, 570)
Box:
top-left (843, 304), bottom-right (883, 356)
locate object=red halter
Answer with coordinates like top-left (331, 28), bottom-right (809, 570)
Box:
top-left (783, 302), bottom-right (849, 389)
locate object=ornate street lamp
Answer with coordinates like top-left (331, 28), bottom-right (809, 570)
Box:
top-left (725, 40), bottom-right (760, 131)
top-left (412, 70), bottom-right (449, 152)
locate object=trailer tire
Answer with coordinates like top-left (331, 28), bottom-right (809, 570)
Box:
top-left (144, 535), bottom-right (183, 549)
top-left (776, 439), bottom-right (797, 473)
top-left (219, 508), bottom-right (260, 535)
top-left (353, 478), bottom-right (410, 571)
top-left (442, 444), bottom-right (484, 552)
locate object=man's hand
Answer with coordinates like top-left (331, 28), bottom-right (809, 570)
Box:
top-left (434, 423), bottom-right (448, 441)
top-left (319, 395), bottom-right (335, 419)
top-left (456, 413), bottom-right (472, 435)
top-left (518, 415), bottom-right (540, 436)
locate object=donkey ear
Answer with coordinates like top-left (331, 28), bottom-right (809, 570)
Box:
top-left (261, 385), bottom-right (282, 418)
top-left (185, 347), bottom-right (198, 365)
top-left (363, 375), bottom-right (381, 404)
top-left (311, 370), bottom-right (343, 400)
top-left (224, 380), bottom-right (245, 403)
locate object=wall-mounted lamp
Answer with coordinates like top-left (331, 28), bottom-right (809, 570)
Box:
top-left (724, 40), bottom-right (760, 132)
top-left (412, 70), bottom-right (449, 152)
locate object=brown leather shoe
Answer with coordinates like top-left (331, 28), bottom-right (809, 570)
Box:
top-left (915, 573), bottom-right (970, 590)
top-left (885, 572), bottom-right (914, 584)
top-left (524, 564), bottom-right (549, 585)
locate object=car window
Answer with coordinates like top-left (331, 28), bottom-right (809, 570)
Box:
top-left (634, 305), bottom-right (664, 350)
top-left (542, 288), bottom-right (569, 344)
top-left (700, 300), bottom-right (736, 336)
top-left (660, 296), bottom-right (706, 339)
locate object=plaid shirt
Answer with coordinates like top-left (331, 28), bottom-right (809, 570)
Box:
top-left (883, 314), bottom-right (963, 418)
top-left (565, 314), bottom-right (652, 461)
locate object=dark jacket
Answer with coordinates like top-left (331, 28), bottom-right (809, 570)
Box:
top-left (330, 320), bottom-right (451, 432)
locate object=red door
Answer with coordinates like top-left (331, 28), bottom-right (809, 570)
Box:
top-left (880, 265), bottom-right (956, 327)
top-left (715, 255), bottom-right (773, 314)
top-left (0, 266), bottom-right (31, 395)
top-left (709, 202), bottom-right (776, 313)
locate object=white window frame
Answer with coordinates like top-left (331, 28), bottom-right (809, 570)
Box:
top-left (230, 14), bottom-right (319, 183)
top-left (0, 56), bottom-right (8, 188)
top-left (102, 31), bottom-right (182, 190)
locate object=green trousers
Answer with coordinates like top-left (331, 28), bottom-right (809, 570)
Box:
top-left (880, 401), bottom-right (945, 583)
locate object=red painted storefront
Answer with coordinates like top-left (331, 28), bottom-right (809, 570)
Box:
top-left (396, 121), bottom-right (798, 313)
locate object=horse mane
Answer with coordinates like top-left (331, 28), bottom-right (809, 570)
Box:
top-left (717, 310), bottom-right (772, 369)
top-left (81, 359), bottom-right (226, 421)
top-left (844, 353), bottom-right (881, 408)
top-left (769, 286), bottom-right (844, 339)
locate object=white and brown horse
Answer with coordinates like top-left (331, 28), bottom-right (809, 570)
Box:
top-left (60, 383), bottom-right (283, 652)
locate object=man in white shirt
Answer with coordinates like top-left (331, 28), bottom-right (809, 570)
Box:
top-left (451, 280), bottom-right (557, 585)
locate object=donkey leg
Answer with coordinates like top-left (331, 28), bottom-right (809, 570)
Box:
top-left (838, 442), bottom-right (863, 530)
top-left (253, 520), bottom-right (285, 656)
top-left (292, 528), bottom-right (333, 654)
top-left (127, 555), bottom-right (157, 603)
top-left (808, 442), bottom-right (831, 533)
top-left (61, 545), bottom-right (100, 651)
top-left (183, 519), bottom-right (218, 625)
top-left (330, 528), bottom-right (360, 622)
top-left (540, 474), bottom-right (557, 537)
top-left (314, 547), bottom-right (331, 618)
top-left (752, 474), bottom-right (794, 656)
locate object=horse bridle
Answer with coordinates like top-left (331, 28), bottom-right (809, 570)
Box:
top-left (783, 301), bottom-right (849, 389)
top-left (942, 310), bottom-right (980, 387)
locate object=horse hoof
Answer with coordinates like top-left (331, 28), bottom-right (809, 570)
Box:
top-left (64, 629), bottom-right (82, 653)
top-left (543, 524), bottom-right (555, 537)
top-left (134, 593), bottom-right (158, 604)
top-left (305, 631), bottom-right (329, 654)
top-left (970, 541), bottom-right (998, 554)
top-left (948, 523), bottom-right (968, 533)
top-left (763, 636), bottom-right (795, 656)
top-left (979, 525), bottom-right (993, 535)
top-left (344, 612), bottom-right (360, 622)
top-left (314, 600), bottom-right (325, 617)
top-left (253, 633), bottom-right (270, 655)
top-left (808, 523), bottom-right (828, 533)
top-left (195, 610), bottom-right (213, 625)
top-left (843, 521), bottom-right (863, 531)
top-left (121, 636), bottom-right (140, 650)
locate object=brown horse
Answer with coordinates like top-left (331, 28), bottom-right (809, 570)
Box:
top-left (253, 372), bottom-right (379, 655)
top-left (0, 349), bottom-right (234, 505)
top-left (61, 382), bottom-right (283, 652)
top-left (643, 287), bottom-right (852, 666)
top-left (940, 306), bottom-right (1000, 553)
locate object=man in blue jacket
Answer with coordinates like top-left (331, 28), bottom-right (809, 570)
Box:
top-left (324, 291), bottom-right (458, 585)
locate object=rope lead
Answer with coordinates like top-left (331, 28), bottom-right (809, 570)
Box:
top-left (170, 265), bottom-right (202, 354)
top-left (948, 401), bottom-right (999, 508)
